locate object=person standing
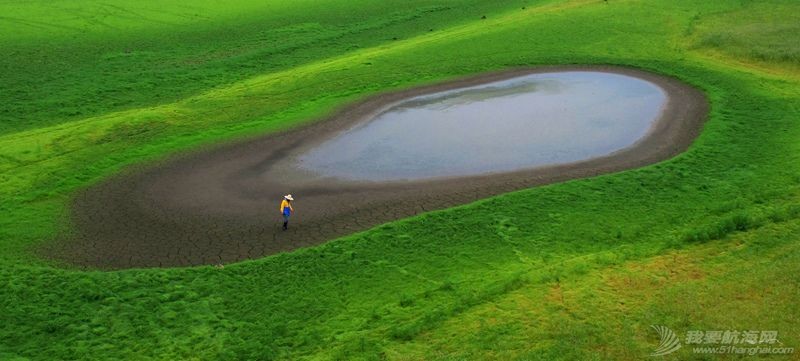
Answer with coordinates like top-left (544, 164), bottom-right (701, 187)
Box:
top-left (280, 194), bottom-right (294, 230)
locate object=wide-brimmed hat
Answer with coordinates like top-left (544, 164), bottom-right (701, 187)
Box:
top-left (284, 194), bottom-right (294, 201)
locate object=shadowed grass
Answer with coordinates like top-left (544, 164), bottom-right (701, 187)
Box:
top-left (0, 0), bottom-right (530, 134)
top-left (689, 1), bottom-right (800, 67)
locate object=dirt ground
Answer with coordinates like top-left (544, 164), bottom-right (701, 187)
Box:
top-left (42, 66), bottom-right (709, 269)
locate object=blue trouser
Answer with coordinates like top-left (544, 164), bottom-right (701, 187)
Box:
top-left (282, 209), bottom-right (291, 229)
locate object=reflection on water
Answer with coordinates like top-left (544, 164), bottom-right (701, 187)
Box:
top-left (296, 71), bottom-right (666, 181)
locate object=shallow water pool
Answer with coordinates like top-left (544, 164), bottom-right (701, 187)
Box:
top-left (296, 71), bottom-right (666, 181)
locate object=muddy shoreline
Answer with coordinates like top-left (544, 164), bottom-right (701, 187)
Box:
top-left (43, 66), bottom-right (709, 270)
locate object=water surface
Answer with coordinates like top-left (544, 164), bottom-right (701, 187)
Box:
top-left (296, 71), bottom-right (666, 181)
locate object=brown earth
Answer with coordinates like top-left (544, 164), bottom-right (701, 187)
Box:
top-left (43, 66), bottom-right (709, 270)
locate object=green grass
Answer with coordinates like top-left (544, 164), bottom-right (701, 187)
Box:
top-left (688, 0), bottom-right (800, 66)
top-left (0, 0), bottom-right (521, 134)
top-left (1, 0), bottom-right (800, 360)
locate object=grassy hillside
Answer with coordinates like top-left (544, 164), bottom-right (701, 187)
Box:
top-left (0, 0), bottom-right (520, 134)
top-left (1, 0), bottom-right (799, 360)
